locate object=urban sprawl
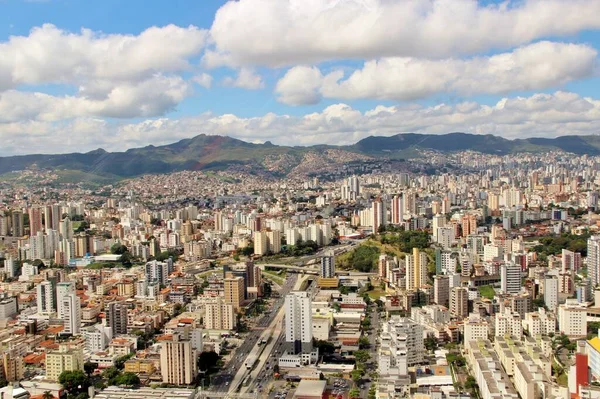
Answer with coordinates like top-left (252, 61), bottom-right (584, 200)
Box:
top-left (0, 151), bottom-right (599, 399)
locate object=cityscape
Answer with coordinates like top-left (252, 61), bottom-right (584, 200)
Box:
top-left (1, 1), bottom-right (600, 399)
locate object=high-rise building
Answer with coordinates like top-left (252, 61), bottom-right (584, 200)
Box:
top-left (405, 248), bottom-right (428, 291)
top-left (371, 197), bottom-right (385, 233)
top-left (2, 350), bottom-right (24, 382)
top-left (391, 194), bottom-right (403, 224)
top-left (224, 277), bottom-right (244, 311)
top-left (266, 230), bottom-right (281, 254)
top-left (11, 211), bottom-right (23, 237)
top-left (45, 342), bottom-right (84, 381)
top-left (432, 214), bottom-right (445, 240)
top-left (56, 281), bottom-right (75, 319)
top-left (59, 217), bottom-right (73, 240)
top-left (29, 207), bottom-right (43, 236)
top-left (500, 263), bottom-right (521, 294)
top-left (62, 293), bottom-right (81, 335)
top-left (214, 211), bottom-right (223, 232)
top-left (205, 297), bottom-right (236, 330)
top-left (588, 236), bottom-right (600, 287)
top-left (160, 334), bottom-right (197, 385)
top-left (37, 281), bottom-right (55, 314)
top-left (378, 316), bottom-right (424, 377)
top-left (320, 251), bottom-right (335, 278)
top-left (285, 291), bottom-right (313, 355)
top-left (105, 302), bottom-right (129, 336)
top-left (253, 231), bottom-right (267, 256)
top-left (0, 296), bottom-right (18, 320)
top-left (544, 277), bottom-right (559, 310)
top-left (3, 258), bottom-right (17, 279)
top-left (145, 259), bottom-right (173, 286)
top-left (449, 287), bottom-right (468, 319)
top-left (433, 275), bottom-right (450, 307)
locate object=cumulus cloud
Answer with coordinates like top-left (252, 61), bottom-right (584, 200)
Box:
top-left (0, 24), bottom-right (206, 120)
top-left (275, 42), bottom-right (598, 105)
top-left (2, 91), bottom-right (600, 154)
top-left (222, 68), bottom-right (265, 90)
top-left (0, 24), bottom-right (207, 90)
top-left (193, 73), bottom-right (213, 89)
top-left (0, 75), bottom-right (192, 121)
top-left (207, 0), bottom-right (600, 67)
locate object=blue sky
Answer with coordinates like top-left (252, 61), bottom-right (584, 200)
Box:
top-left (0, 0), bottom-right (599, 154)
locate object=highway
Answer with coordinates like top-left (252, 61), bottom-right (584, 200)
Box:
top-left (209, 274), bottom-right (298, 392)
top-left (241, 278), bottom-right (319, 395)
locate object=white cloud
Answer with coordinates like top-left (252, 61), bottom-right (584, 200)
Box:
top-left (0, 24), bottom-right (207, 90)
top-left (193, 73), bottom-right (213, 89)
top-left (0, 24), bottom-right (207, 120)
top-left (222, 68), bottom-right (264, 90)
top-left (275, 42), bottom-right (598, 105)
top-left (3, 91), bottom-right (600, 154)
top-left (0, 75), bottom-right (192, 121)
top-left (207, 0), bottom-right (600, 67)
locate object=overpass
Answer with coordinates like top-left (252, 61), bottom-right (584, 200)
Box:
top-left (258, 263), bottom-right (319, 275)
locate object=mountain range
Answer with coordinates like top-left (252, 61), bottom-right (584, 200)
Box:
top-left (2, 132), bottom-right (599, 183)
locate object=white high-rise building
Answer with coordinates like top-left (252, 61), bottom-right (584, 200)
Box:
top-left (588, 236), bottom-right (600, 287)
top-left (56, 282), bottom-right (75, 319)
top-left (500, 263), bottom-right (521, 294)
top-left (62, 293), bottom-right (81, 335)
top-left (145, 259), bottom-right (173, 286)
top-left (3, 258), bottom-right (17, 278)
top-left (83, 324), bottom-right (112, 352)
top-left (285, 291), bottom-right (313, 354)
top-left (37, 281), bottom-right (55, 314)
top-left (378, 317), bottom-right (424, 377)
top-left (437, 227), bottom-right (455, 250)
top-left (544, 277), bottom-right (559, 310)
top-left (432, 214), bottom-right (445, 240)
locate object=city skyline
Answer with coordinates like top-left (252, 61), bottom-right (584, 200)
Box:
top-left (1, 0), bottom-right (600, 154)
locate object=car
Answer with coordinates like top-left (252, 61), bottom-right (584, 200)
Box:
top-left (225, 382), bottom-right (229, 386)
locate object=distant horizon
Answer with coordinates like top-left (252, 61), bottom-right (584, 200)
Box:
top-left (3, 131), bottom-right (600, 157)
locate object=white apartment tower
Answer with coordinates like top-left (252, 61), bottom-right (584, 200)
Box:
top-left (285, 291), bottom-right (313, 354)
top-left (56, 281), bottom-right (75, 319)
top-left (62, 293), bottom-right (81, 335)
top-left (588, 235), bottom-right (600, 287)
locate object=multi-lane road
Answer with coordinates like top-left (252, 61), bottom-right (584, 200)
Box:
top-left (210, 274), bottom-right (298, 393)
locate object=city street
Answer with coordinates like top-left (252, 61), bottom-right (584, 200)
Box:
top-left (210, 274), bottom-right (299, 393)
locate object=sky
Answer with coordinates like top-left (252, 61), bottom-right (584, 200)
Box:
top-left (1, 0), bottom-right (600, 155)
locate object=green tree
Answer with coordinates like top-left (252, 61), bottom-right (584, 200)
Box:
top-left (349, 387), bottom-right (360, 398)
top-left (465, 376), bottom-right (477, 391)
top-left (354, 350), bottom-right (370, 363)
top-left (358, 336), bottom-right (370, 348)
top-left (84, 361), bottom-right (98, 376)
top-left (58, 370), bottom-right (88, 393)
top-left (425, 334), bottom-right (438, 351)
top-left (110, 244), bottom-right (128, 255)
top-left (115, 372), bottom-right (140, 387)
top-left (102, 366), bottom-right (121, 382)
top-left (351, 369), bottom-right (363, 384)
top-left (42, 391), bottom-right (54, 399)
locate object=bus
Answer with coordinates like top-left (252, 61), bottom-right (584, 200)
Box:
top-left (245, 355), bottom-right (257, 370)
